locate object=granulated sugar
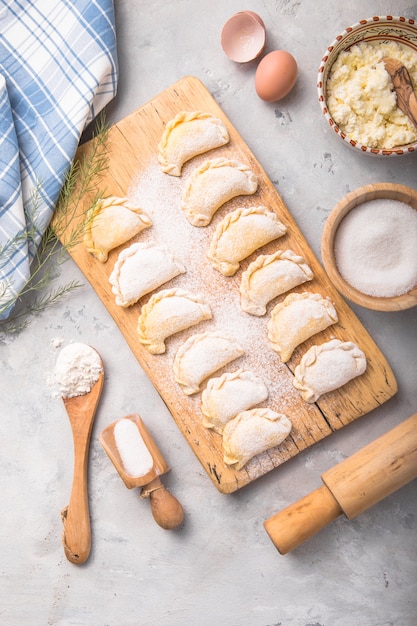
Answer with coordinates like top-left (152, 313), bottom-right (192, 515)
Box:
top-left (114, 418), bottom-right (154, 477)
top-left (334, 199), bottom-right (417, 297)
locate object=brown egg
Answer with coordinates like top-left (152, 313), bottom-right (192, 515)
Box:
top-left (255, 50), bottom-right (298, 102)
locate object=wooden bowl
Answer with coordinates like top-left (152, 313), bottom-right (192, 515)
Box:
top-left (317, 16), bottom-right (417, 156)
top-left (321, 183), bottom-right (417, 311)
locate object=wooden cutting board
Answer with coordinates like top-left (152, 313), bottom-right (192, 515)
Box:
top-left (59, 76), bottom-right (397, 493)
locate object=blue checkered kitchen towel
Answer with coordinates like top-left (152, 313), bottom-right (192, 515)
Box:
top-left (0, 0), bottom-right (118, 320)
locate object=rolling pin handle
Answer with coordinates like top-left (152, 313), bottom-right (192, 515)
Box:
top-left (264, 485), bottom-right (343, 555)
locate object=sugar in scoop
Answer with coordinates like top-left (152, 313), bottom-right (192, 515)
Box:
top-left (100, 414), bottom-right (184, 530)
top-left (113, 417), bottom-right (154, 477)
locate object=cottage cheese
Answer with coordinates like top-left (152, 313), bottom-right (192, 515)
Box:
top-left (327, 41), bottom-right (417, 149)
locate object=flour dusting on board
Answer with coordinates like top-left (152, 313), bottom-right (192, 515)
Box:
top-left (55, 78), bottom-right (397, 491)
top-left (127, 157), bottom-right (306, 475)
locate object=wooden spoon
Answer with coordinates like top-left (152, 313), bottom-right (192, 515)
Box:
top-left (100, 414), bottom-right (184, 530)
top-left (383, 57), bottom-right (417, 127)
top-left (60, 354), bottom-right (104, 564)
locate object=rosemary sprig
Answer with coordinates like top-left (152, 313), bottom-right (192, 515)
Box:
top-left (0, 113), bottom-right (109, 334)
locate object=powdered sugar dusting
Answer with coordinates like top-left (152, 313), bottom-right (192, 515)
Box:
top-left (128, 158), bottom-right (305, 454)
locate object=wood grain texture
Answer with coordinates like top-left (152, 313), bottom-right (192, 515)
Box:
top-left (61, 369), bottom-right (104, 563)
top-left (322, 412), bottom-right (417, 519)
top-left (100, 415), bottom-right (184, 530)
top-left (383, 57), bottom-right (417, 128)
top-left (264, 485), bottom-right (343, 555)
top-left (264, 413), bottom-right (417, 554)
top-left (58, 76), bottom-right (397, 493)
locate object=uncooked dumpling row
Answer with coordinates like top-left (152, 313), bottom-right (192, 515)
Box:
top-left (267, 292), bottom-right (338, 362)
top-left (240, 249), bottom-right (313, 316)
top-left (86, 108), bottom-right (368, 478)
top-left (208, 206), bottom-right (287, 276)
top-left (158, 111), bottom-right (229, 176)
top-left (137, 288), bottom-right (212, 354)
top-left (222, 408), bottom-right (292, 470)
top-left (181, 157), bottom-right (258, 226)
top-left (201, 369), bottom-right (269, 434)
top-left (293, 338), bottom-right (367, 403)
top-left (109, 241), bottom-right (185, 307)
top-left (84, 196), bottom-right (152, 262)
top-left (173, 331), bottom-right (245, 395)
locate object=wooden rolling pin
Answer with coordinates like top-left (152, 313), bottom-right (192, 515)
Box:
top-left (264, 413), bottom-right (417, 554)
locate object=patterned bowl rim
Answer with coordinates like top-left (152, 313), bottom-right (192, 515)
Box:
top-left (317, 15), bottom-right (417, 156)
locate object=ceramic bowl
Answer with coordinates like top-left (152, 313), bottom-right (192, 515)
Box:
top-left (221, 11), bottom-right (266, 63)
top-left (321, 183), bottom-right (417, 311)
top-left (317, 16), bottom-right (417, 156)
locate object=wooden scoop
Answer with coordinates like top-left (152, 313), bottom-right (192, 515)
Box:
top-left (61, 355), bottom-right (104, 564)
top-left (383, 57), bottom-right (417, 127)
top-left (264, 413), bottom-right (417, 554)
top-left (100, 414), bottom-right (184, 530)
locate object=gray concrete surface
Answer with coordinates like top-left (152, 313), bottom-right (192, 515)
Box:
top-left (1, 1), bottom-right (416, 624)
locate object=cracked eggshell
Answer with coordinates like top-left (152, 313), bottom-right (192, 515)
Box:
top-left (221, 11), bottom-right (266, 63)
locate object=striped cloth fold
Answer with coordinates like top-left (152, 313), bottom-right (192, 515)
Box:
top-left (0, 0), bottom-right (118, 319)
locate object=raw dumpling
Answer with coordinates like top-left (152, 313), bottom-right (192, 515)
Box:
top-left (293, 338), bottom-right (367, 403)
top-left (137, 288), bottom-right (212, 354)
top-left (201, 369), bottom-right (268, 434)
top-left (181, 157), bottom-right (258, 226)
top-left (109, 242), bottom-right (185, 307)
top-left (208, 206), bottom-right (287, 276)
top-left (173, 331), bottom-right (244, 395)
top-left (267, 292), bottom-right (338, 362)
top-left (223, 408), bottom-right (292, 470)
top-left (158, 111), bottom-right (229, 176)
top-left (84, 196), bottom-right (152, 262)
top-left (240, 249), bottom-right (314, 316)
